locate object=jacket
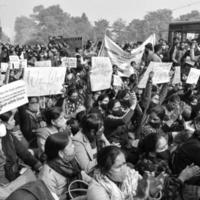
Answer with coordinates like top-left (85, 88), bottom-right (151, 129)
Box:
top-left (2, 132), bottom-right (41, 181)
top-left (73, 131), bottom-right (97, 173)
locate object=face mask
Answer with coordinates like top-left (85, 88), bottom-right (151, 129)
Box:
top-left (108, 165), bottom-right (128, 183)
top-left (112, 109), bottom-right (125, 117)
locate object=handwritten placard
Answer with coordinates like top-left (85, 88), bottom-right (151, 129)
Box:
top-left (172, 66), bottom-right (181, 84)
top-left (138, 62), bottom-right (172, 88)
top-left (23, 67), bottom-right (66, 96)
top-left (90, 57), bottom-right (113, 91)
top-left (9, 55), bottom-right (20, 69)
top-left (34, 60), bottom-right (52, 67)
top-left (61, 57), bottom-right (77, 68)
top-left (186, 68), bottom-right (200, 85)
top-left (0, 80), bottom-right (28, 114)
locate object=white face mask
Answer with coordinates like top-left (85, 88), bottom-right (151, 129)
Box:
top-left (0, 124), bottom-right (6, 137)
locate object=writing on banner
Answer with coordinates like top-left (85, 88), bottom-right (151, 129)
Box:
top-left (34, 60), bottom-right (52, 67)
top-left (138, 62), bottom-right (172, 88)
top-left (186, 68), bottom-right (200, 85)
top-left (113, 75), bottom-right (123, 87)
top-left (0, 80), bottom-right (28, 114)
top-left (24, 67), bottom-right (66, 96)
top-left (99, 34), bottom-right (156, 66)
top-left (9, 55), bottom-right (20, 69)
top-left (172, 66), bottom-right (181, 84)
top-left (90, 57), bottom-right (113, 91)
top-left (61, 57), bottom-right (77, 68)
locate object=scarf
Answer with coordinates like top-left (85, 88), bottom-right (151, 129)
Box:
top-left (47, 158), bottom-right (81, 179)
top-left (94, 168), bottom-right (142, 200)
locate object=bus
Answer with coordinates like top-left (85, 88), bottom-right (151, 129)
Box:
top-left (168, 21), bottom-right (200, 45)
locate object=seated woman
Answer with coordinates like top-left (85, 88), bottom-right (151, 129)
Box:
top-left (73, 112), bottom-right (109, 173)
top-left (39, 131), bottom-right (81, 199)
top-left (6, 131), bottom-right (90, 200)
top-left (36, 107), bottom-right (67, 154)
top-left (0, 111), bottom-right (41, 183)
top-left (87, 145), bottom-right (162, 200)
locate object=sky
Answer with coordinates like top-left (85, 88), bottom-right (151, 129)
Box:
top-left (1, 0), bottom-right (200, 40)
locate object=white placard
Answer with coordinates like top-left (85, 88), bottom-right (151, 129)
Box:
top-left (113, 75), bottom-right (123, 87)
top-left (90, 57), bottom-right (113, 91)
top-left (186, 68), bottom-right (200, 85)
top-left (172, 66), bottom-right (181, 84)
top-left (0, 80), bottom-right (28, 114)
top-left (9, 55), bottom-right (20, 69)
top-left (138, 62), bottom-right (172, 88)
top-left (1, 63), bottom-right (9, 72)
top-left (34, 60), bottom-right (52, 67)
top-left (23, 67), bottom-right (66, 96)
top-left (61, 57), bottom-right (77, 68)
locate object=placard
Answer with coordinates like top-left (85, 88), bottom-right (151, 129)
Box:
top-left (23, 67), bottom-right (66, 96)
top-left (138, 62), bottom-right (172, 88)
top-left (34, 60), bottom-right (52, 67)
top-left (9, 55), bottom-right (20, 69)
top-left (90, 57), bottom-right (113, 91)
top-left (186, 68), bottom-right (200, 84)
top-left (61, 57), bottom-right (77, 68)
top-left (0, 80), bottom-right (28, 114)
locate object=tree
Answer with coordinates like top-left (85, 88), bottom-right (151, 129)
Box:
top-left (177, 10), bottom-right (200, 21)
top-left (126, 19), bottom-right (147, 42)
top-left (112, 18), bottom-right (127, 44)
top-left (71, 13), bottom-right (95, 41)
top-left (144, 9), bottom-right (173, 39)
top-left (94, 19), bottom-right (109, 40)
top-left (14, 16), bottom-right (37, 44)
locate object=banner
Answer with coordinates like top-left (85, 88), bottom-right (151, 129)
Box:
top-left (186, 68), bottom-right (200, 84)
top-left (172, 66), bottom-right (181, 84)
top-left (24, 67), bottom-right (66, 96)
top-left (0, 80), bottom-right (28, 114)
top-left (138, 62), bottom-right (172, 88)
top-left (35, 60), bottom-right (52, 67)
top-left (99, 34), bottom-right (156, 67)
top-left (61, 57), bottom-right (77, 68)
top-left (90, 57), bottom-right (113, 91)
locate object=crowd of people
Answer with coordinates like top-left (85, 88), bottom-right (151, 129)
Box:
top-left (0, 35), bottom-right (200, 200)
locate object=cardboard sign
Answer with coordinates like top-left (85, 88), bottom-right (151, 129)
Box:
top-left (90, 57), bottom-right (113, 91)
top-left (9, 55), bottom-right (20, 69)
top-left (138, 62), bottom-right (172, 88)
top-left (186, 68), bottom-right (200, 84)
top-left (34, 60), bottom-right (52, 67)
top-left (172, 66), bottom-right (181, 84)
top-left (23, 67), bottom-right (66, 96)
top-left (61, 57), bottom-right (77, 68)
top-left (0, 80), bottom-right (28, 114)
top-left (1, 63), bottom-right (9, 72)
top-left (113, 75), bottom-right (123, 87)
